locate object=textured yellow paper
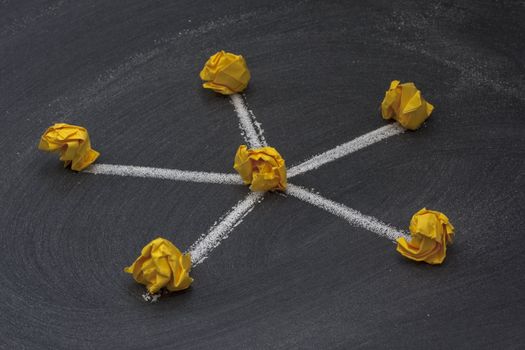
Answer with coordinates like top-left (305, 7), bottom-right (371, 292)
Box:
top-left (396, 208), bottom-right (455, 264)
top-left (200, 51), bottom-right (251, 95)
top-left (38, 123), bottom-right (99, 171)
top-left (234, 145), bottom-right (287, 192)
top-left (381, 80), bottom-right (434, 130)
top-left (124, 237), bottom-right (193, 294)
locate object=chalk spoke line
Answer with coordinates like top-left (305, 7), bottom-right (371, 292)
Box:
top-left (84, 94), bottom-right (407, 270)
top-left (287, 123), bottom-right (405, 178)
top-left (285, 184), bottom-right (408, 242)
top-left (187, 191), bottom-right (264, 266)
top-left (230, 93), bottom-right (267, 148)
top-left (85, 163), bottom-right (243, 185)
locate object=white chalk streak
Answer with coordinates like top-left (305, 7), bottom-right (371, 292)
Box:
top-left (286, 184), bottom-right (408, 242)
top-left (85, 164), bottom-right (243, 185)
top-left (230, 94), bottom-right (267, 148)
top-left (288, 123), bottom-right (405, 178)
top-left (188, 192), bottom-right (264, 265)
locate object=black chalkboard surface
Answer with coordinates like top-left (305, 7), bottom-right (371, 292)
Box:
top-left (1, 0), bottom-right (524, 348)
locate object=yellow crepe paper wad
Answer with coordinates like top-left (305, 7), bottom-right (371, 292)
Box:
top-left (124, 237), bottom-right (193, 294)
top-left (199, 50), bottom-right (251, 95)
top-left (396, 208), bottom-right (455, 265)
top-left (234, 145), bottom-right (287, 192)
top-left (38, 123), bottom-right (99, 171)
top-left (381, 80), bottom-right (434, 130)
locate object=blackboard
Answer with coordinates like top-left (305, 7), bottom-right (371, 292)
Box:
top-left (1, 0), bottom-right (524, 348)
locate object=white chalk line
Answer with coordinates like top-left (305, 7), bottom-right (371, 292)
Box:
top-left (85, 164), bottom-right (243, 185)
top-left (86, 104), bottom-right (405, 270)
top-left (286, 183), bottom-right (409, 242)
top-left (187, 191), bottom-right (264, 265)
top-left (288, 123), bottom-right (405, 178)
top-left (230, 93), bottom-right (267, 148)
top-left (243, 93), bottom-right (268, 147)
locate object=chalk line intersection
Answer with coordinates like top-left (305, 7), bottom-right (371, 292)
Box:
top-left (84, 94), bottom-right (407, 271)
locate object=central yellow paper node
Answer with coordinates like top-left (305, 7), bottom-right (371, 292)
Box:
top-left (38, 123), bottom-right (100, 171)
top-left (124, 237), bottom-right (193, 294)
top-left (381, 80), bottom-right (434, 130)
top-left (199, 50), bottom-right (251, 95)
top-left (234, 145), bottom-right (287, 192)
top-left (396, 208), bottom-right (455, 264)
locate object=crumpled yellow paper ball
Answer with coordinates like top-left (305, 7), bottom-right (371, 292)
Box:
top-left (199, 50), bottom-right (251, 95)
top-left (124, 237), bottom-right (193, 294)
top-left (396, 208), bottom-right (455, 264)
top-left (38, 123), bottom-right (100, 171)
top-left (381, 80), bottom-right (434, 130)
top-left (234, 145), bottom-right (287, 192)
